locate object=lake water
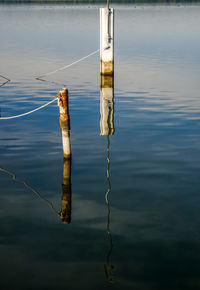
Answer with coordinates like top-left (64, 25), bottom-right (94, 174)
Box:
top-left (1, 3), bottom-right (200, 289)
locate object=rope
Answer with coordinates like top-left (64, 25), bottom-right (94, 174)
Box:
top-left (36, 48), bottom-right (100, 79)
top-left (35, 47), bottom-right (111, 87)
top-left (0, 74), bottom-right (10, 82)
top-left (0, 48), bottom-right (102, 120)
top-left (0, 96), bottom-right (58, 120)
top-left (0, 74), bottom-right (11, 88)
top-left (35, 77), bottom-right (66, 89)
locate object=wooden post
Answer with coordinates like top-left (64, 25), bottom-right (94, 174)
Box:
top-left (60, 158), bottom-right (71, 224)
top-left (58, 88), bottom-right (72, 224)
top-left (100, 8), bottom-right (114, 76)
top-left (100, 75), bottom-right (115, 135)
top-left (58, 88), bottom-right (71, 159)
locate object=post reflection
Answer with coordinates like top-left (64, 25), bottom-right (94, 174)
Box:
top-left (100, 74), bottom-right (115, 282)
top-left (59, 157), bottom-right (72, 224)
top-left (100, 75), bottom-right (115, 136)
top-left (0, 160), bottom-right (72, 225)
top-left (104, 135), bottom-right (115, 283)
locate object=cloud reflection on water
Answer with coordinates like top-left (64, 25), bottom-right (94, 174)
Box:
top-left (1, 4), bottom-right (200, 290)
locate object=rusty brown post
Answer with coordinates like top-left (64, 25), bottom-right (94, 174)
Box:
top-left (58, 88), bottom-right (71, 159)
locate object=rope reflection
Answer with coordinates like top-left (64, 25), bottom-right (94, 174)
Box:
top-left (0, 166), bottom-right (59, 215)
top-left (104, 136), bottom-right (115, 283)
top-left (0, 162), bottom-right (72, 224)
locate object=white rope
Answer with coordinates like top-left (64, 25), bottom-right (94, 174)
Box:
top-left (0, 48), bottom-right (104, 120)
top-left (0, 96), bottom-right (58, 120)
top-left (37, 48), bottom-right (100, 78)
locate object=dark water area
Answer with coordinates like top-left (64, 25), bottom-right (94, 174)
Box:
top-left (1, 4), bottom-right (200, 290)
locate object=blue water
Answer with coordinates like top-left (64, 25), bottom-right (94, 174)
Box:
top-left (1, 4), bottom-right (200, 289)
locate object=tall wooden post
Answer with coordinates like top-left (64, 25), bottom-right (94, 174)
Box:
top-left (58, 88), bottom-right (71, 159)
top-left (58, 88), bottom-right (72, 224)
top-left (100, 75), bottom-right (115, 136)
top-left (100, 8), bottom-right (114, 76)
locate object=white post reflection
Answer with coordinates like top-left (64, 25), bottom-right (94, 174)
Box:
top-left (100, 75), bottom-right (115, 136)
top-left (100, 74), bottom-right (115, 282)
top-left (104, 135), bottom-right (115, 283)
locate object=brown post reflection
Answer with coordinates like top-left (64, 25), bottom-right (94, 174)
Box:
top-left (60, 157), bottom-right (72, 224)
top-left (100, 75), bottom-right (115, 136)
top-left (0, 160), bottom-right (72, 224)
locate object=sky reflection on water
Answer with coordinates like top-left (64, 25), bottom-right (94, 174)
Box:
top-left (1, 4), bottom-right (200, 290)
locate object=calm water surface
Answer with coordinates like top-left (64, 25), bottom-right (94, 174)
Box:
top-left (1, 4), bottom-right (200, 289)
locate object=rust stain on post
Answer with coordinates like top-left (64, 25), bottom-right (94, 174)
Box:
top-left (58, 88), bottom-right (69, 122)
top-left (101, 74), bottom-right (114, 88)
top-left (58, 88), bottom-right (71, 159)
top-left (100, 60), bottom-right (114, 77)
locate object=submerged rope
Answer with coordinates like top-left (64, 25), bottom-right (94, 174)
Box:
top-left (0, 96), bottom-right (58, 120)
